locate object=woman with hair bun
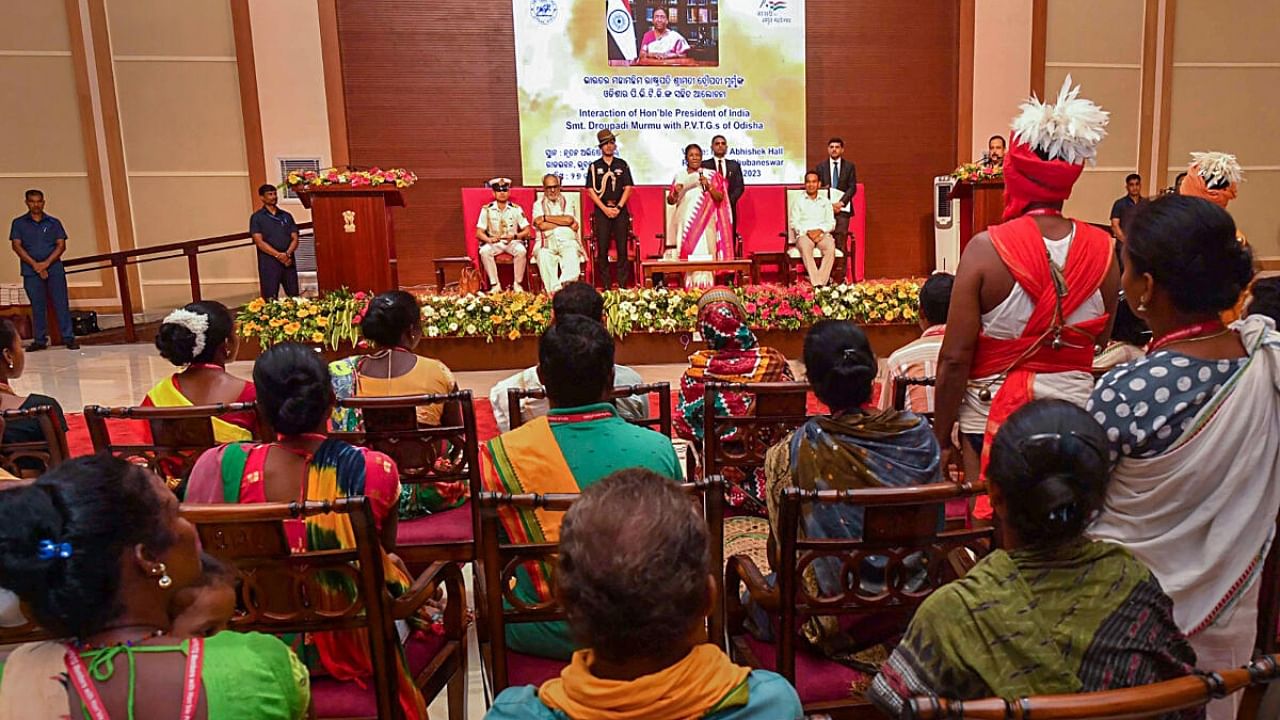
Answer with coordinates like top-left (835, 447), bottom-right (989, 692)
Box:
top-left (182, 342), bottom-right (428, 718)
top-left (329, 290), bottom-right (463, 517)
top-left (0, 455), bottom-right (309, 719)
top-left (1088, 195), bottom-right (1280, 720)
top-left (143, 300), bottom-right (256, 441)
top-left (869, 399), bottom-right (1199, 716)
top-left (732, 319), bottom-right (940, 660)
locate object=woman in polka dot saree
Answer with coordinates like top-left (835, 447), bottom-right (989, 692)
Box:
top-left (1086, 195), bottom-right (1280, 720)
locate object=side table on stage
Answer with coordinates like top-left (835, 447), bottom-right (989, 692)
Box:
top-left (640, 258), bottom-right (754, 288)
top-left (949, 180), bottom-right (1004, 254)
top-left (296, 185), bottom-right (404, 293)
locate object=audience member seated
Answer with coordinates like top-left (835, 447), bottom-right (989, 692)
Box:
top-left (0, 317), bottom-right (66, 468)
top-left (878, 272), bottom-right (952, 413)
top-left (480, 315), bottom-right (682, 661)
top-left (1088, 195), bottom-right (1277, 720)
top-left (330, 290), bottom-right (464, 518)
top-left (0, 455), bottom-right (309, 719)
top-left (675, 288), bottom-right (794, 511)
top-left (170, 553), bottom-right (238, 639)
top-left (489, 281), bottom-right (648, 432)
top-left (869, 400), bottom-right (1200, 718)
top-left (145, 300), bottom-right (256, 441)
top-left (1092, 294), bottom-right (1149, 372)
top-left (735, 320), bottom-right (941, 661)
top-left (487, 469), bottom-right (803, 720)
top-left (185, 342), bottom-right (430, 717)
top-left (1245, 276), bottom-right (1280, 325)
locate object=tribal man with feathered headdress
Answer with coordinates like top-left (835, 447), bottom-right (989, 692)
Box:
top-left (932, 76), bottom-right (1122, 518)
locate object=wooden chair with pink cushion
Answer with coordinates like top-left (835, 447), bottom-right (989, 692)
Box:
top-left (185, 497), bottom-right (468, 720)
top-left (475, 478), bottom-right (725, 699)
top-left (83, 402), bottom-right (268, 491)
top-left (906, 654), bottom-right (1280, 720)
top-left (725, 482), bottom-right (992, 719)
top-left (329, 390), bottom-right (482, 569)
top-left (0, 404), bottom-right (69, 477)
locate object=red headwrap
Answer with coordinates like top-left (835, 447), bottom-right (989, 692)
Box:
top-left (1001, 140), bottom-right (1084, 221)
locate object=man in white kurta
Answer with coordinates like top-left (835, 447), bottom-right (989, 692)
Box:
top-left (475, 178), bottom-right (531, 291)
top-left (789, 171), bottom-right (837, 285)
top-left (532, 174), bottom-right (582, 293)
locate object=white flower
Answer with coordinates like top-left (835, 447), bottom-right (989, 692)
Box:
top-left (465, 324), bottom-right (477, 334)
top-left (449, 322), bottom-right (459, 331)
top-left (427, 326), bottom-right (439, 337)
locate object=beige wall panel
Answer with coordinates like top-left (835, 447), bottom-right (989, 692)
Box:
top-left (972, 0), bottom-right (1032, 156)
top-left (1229, 171), bottom-right (1280, 259)
top-left (127, 176), bottom-right (250, 249)
top-left (0, 3), bottom-right (72, 52)
top-left (1045, 67), bottom-right (1141, 168)
top-left (114, 62), bottom-right (247, 172)
top-left (105, 0), bottom-right (234, 57)
top-left (1174, 0), bottom-right (1280, 64)
top-left (1063, 170), bottom-right (1130, 226)
top-left (1167, 68), bottom-right (1280, 164)
top-left (0, 178), bottom-right (101, 286)
top-left (249, 0), bottom-right (331, 222)
top-left (0, 57), bottom-right (88, 172)
top-left (137, 253), bottom-right (260, 309)
top-left (1045, 0), bottom-right (1143, 66)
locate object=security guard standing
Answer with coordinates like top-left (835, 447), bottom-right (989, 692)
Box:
top-left (585, 129), bottom-right (635, 288)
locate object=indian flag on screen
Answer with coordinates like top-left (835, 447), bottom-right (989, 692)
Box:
top-left (606, 0), bottom-right (637, 61)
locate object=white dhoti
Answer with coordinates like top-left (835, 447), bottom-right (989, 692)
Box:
top-left (535, 228), bottom-right (581, 292)
top-left (479, 240), bottom-right (527, 288)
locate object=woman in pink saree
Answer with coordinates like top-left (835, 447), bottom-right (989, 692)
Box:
top-left (640, 8), bottom-right (690, 60)
top-left (667, 143), bottom-right (733, 289)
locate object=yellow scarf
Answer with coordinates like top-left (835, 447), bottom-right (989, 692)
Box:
top-left (538, 644), bottom-right (751, 720)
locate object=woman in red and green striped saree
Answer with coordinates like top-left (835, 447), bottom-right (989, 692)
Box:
top-left (186, 343), bottom-right (428, 720)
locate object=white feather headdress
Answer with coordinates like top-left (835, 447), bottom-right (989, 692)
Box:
top-left (1190, 151), bottom-right (1243, 187)
top-left (1009, 75), bottom-right (1110, 166)
top-left (162, 308), bottom-right (209, 359)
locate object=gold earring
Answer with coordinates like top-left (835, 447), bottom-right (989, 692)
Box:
top-left (155, 562), bottom-right (172, 589)
top-left (1137, 299), bottom-right (1148, 313)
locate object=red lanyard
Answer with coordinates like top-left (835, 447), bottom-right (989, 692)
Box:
top-left (1148, 321), bottom-right (1226, 353)
top-left (65, 638), bottom-right (204, 720)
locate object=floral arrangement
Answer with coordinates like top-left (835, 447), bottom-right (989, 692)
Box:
top-left (284, 167), bottom-right (417, 190)
top-left (237, 281), bottom-right (923, 348)
top-left (237, 290), bottom-right (369, 349)
top-left (951, 162), bottom-right (1003, 183)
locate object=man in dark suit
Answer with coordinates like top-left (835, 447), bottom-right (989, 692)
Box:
top-left (813, 136), bottom-right (857, 255)
top-left (702, 135), bottom-right (744, 243)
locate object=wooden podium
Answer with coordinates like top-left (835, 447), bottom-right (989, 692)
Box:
top-left (950, 180), bottom-right (1005, 253)
top-left (297, 185), bottom-right (403, 292)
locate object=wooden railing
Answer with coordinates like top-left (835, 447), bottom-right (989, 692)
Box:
top-left (61, 222), bottom-right (312, 342)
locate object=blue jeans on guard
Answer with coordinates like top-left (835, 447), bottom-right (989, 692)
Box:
top-left (23, 263), bottom-right (74, 344)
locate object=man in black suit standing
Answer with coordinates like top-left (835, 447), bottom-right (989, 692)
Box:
top-left (814, 136), bottom-right (857, 256)
top-left (702, 135), bottom-right (744, 243)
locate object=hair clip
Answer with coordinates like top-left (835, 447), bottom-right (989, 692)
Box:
top-left (36, 539), bottom-right (73, 561)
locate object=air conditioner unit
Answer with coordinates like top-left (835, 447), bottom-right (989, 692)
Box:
top-left (278, 157), bottom-right (322, 201)
top-left (933, 175), bottom-right (960, 273)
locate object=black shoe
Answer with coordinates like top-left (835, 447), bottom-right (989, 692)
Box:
top-left (25, 340), bottom-right (47, 352)
top-left (65, 340), bottom-right (80, 350)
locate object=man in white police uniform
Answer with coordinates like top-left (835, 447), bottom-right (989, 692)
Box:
top-left (475, 177), bottom-right (531, 291)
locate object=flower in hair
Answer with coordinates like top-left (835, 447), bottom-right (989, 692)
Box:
top-left (162, 308), bottom-right (210, 359)
top-left (36, 539), bottom-right (73, 560)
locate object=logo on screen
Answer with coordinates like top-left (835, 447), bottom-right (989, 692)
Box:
top-left (757, 0), bottom-right (791, 24)
top-left (531, 0), bottom-right (557, 24)
top-left (607, 8), bottom-right (632, 34)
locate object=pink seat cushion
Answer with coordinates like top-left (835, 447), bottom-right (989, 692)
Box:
top-left (396, 504), bottom-right (473, 546)
top-left (311, 631), bottom-right (448, 718)
top-left (507, 650), bottom-right (569, 689)
top-left (741, 635), bottom-right (867, 705)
